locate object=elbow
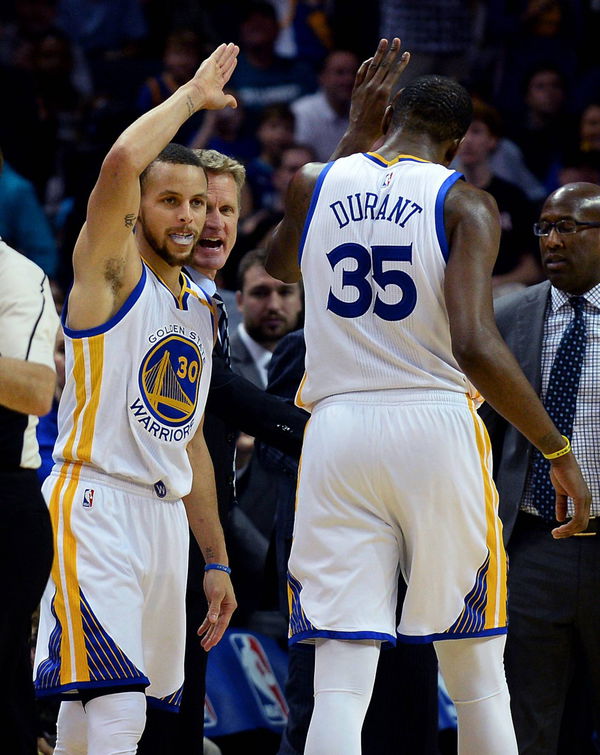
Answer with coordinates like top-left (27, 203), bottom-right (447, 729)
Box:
top-left (101, 142), bottom-right (141, 181)
top-left (33, 369), bottom-right (57, 417)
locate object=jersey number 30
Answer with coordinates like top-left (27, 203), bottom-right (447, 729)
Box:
top-left (326, 243), bottom-right (417, 321)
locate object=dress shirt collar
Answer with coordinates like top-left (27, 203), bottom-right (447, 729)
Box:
top-left (184, 267), bottom-right (216, 296)
top-left (550, 282), bottom-right (600, 313)
top-left (237, 323), bottom-right (271, 388)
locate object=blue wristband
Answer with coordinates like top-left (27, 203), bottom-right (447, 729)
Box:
top-left (204, 563), bottom-right (231, 574)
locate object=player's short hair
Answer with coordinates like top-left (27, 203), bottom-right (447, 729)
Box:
top-left (390, 75), bottom-right (473, 143)
top-left (193, 149), bottom-right (246, 202)
top-left (140, 143), bottom-right (203, 189)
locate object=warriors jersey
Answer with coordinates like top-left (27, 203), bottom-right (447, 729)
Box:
top-left (52, 262), bottom-right (215, 499)
top-left (297, 152), bottom-right (476, 411)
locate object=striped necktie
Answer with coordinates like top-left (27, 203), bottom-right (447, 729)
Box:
top-left (529, 295), bottom-right (587, 521)
top-left (213, 291), bottom-right (231, 368)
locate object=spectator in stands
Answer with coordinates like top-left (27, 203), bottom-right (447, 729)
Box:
top-left (506, 64), bottom-right (577, 191)
top-left (245, 103), bottom-right (295, 213)
top-left (237, 143), bottom-right (316, 262)
top-left (454, 99), bottom-right (542, 296)
top-left (136, 30), bottom-right (205, 146)
top-left (579, 102), bottom-right (600, 153)
top-left (0, 152), bottom-right (58, 277)
top-left (229, 1), bottom-right (316, 131)
top-left (291, 49), bottom-right (358, 162)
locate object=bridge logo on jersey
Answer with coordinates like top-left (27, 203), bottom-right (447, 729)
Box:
top-left (137, 335), bottom-right (202, 427)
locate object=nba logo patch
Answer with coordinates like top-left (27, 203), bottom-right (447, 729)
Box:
top-left (382, 171), bottom-right (394, 188)
top-left (82, 489), bottom-right (94, 508)
top-left (230, 633), bottom-right (288, 726)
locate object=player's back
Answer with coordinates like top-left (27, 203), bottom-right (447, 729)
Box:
top-left (297, 152), bottom-right (474, 410)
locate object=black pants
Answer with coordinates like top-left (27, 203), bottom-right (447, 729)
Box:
top-left (0, 470), bottom-right (53, 755)
top-left (505, 512), bottom-right (600, 755)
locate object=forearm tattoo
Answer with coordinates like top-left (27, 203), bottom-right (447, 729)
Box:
top-left (186, 95), bottom-right (195, 117)
top-left (124, 213), bottom-right (136, 229)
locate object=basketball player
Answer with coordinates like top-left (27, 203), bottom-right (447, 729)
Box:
top-left (266, 41), bottom-right (591, 755)
top-left (33, 43), bottom-right (239, 754)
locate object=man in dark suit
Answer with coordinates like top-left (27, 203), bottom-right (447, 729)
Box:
top-left (480, 182), bottom-right (600, 754)
top-left (230, 247), bottom-right (302, 389)
top-left (138, 149), bottom-right (308, 755)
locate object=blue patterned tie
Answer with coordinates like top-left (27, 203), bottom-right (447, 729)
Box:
top-left (529, 296), bottom-right (587, 521)
top-left (213, 291), bottom-right (231, 369)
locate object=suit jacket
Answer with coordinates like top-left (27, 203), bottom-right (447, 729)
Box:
top-left (229, 329), bottom-right (264, 388)
top-left (479, 281), bottom-right (551, 542)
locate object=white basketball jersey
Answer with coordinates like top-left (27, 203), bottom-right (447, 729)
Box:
top-left (52, 262), bottom-right (215, 498)
top-left (297, 151), bottom-right (477, 410)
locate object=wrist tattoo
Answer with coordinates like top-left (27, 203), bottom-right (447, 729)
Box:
top-left (124, 213), bottom-right (136, 229)
top-left (186, 95), bottom-right (195, 117)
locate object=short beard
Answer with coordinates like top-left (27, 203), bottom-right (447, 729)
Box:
top-left (139, 222), bottom-right (195, 268)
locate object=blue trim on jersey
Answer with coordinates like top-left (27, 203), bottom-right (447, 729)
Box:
top-left (197, 284), bottom-right (217, 334)
top-left (36, 676), bottom-right (151, 700)
top-left (434, 172), bottom-right (463, 263)
top-left (289, 629), bottom-right (397, 646)
top-left (298, 161), bottom-right (335, 266)
top-left (62, 264), bottom-right (147, 338)
top-left (397, 626), bottom-right (507, 644)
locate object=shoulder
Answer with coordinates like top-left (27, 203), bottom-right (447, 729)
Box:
top-left (494, 281), bottom-right (550, 321)
top-left (0, 239), bottom-right (47, 294)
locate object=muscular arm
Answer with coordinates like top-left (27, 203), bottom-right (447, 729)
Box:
top-left (69, 43), bottom-right (239, 331)
top-left (183, 419), bottom-right (236, 649)
top-left (264, 163), bottom-right (321, 282)
top-left (444, 182), bottom-right (590, 536)
top-left (266, 39), bottom-right (410, 284)
top-left (0, 358), bottom-right (55, 416)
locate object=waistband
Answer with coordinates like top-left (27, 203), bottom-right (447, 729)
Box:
top-left (48, 464), bottom-right (181, 502)
top-left (313, 389), bottom-right (472, 409)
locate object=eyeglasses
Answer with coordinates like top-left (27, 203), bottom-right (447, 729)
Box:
top-left (533, 219), bottom-right (600, 236)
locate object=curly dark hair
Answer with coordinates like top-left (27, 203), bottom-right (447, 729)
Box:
top-left (390, 75), bottom-right (473, 143)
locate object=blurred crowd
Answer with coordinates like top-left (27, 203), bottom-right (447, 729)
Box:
top-left (3, 1), bottom-right (600, 752)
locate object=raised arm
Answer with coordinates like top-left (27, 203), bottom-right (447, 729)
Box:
top-left (69, 43), bottom-right (239, 329)
top-left (331, 37), bottom-right (410, 161)
top-left (265, 38), bottom-right (409, 283)
top-left (264, 162), bottom-right (322, 283)
top-left (444, 181), bottom-right (591, 537)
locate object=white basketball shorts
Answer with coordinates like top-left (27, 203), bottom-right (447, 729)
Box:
top-left (34, 464), bottom-right (189, 710)
top-left (288, 390), bottom-right (507, 645)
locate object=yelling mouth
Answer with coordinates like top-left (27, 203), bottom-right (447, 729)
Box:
top-left (197, 238), bottom-right (224, 251)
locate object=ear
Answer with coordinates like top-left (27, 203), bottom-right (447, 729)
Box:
top-left (235, 290), bottom-right (243, 311)
top-left (444, 137), bottom-right (462, 165)
top-left (382, 105), bottom-right (393, 136)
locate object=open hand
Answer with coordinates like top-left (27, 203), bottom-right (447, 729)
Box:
top-left (198, 569), bottom-right (237, 650)
top-left (348, 38), bottom-right (410, 147)
top-left (192, 42), bottom-right (239, 111)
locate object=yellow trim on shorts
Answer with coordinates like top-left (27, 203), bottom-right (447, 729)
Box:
top-left (294, 371), bottom-right (308, 409)
top-left (49, 462), bottom-right (89, 685)
top-left (467, 396), bottom-right (507, 629)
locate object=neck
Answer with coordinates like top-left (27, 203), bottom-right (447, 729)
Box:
top-left (375, 133), bottom-right (446, 165)
top-left (140, 249), bottom-right (182, 296)
top-left (460, 162), bottom-right (492, 189)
